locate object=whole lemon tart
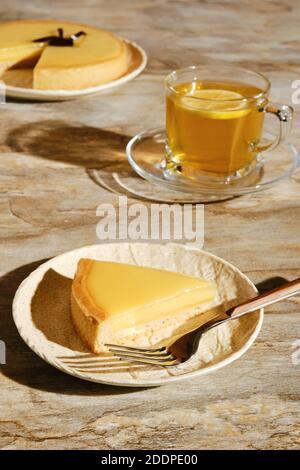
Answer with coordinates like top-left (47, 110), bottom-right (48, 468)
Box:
top-left (0, 19), bottom-right (131, 90)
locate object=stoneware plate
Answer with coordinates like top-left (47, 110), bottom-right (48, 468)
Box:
top-left (1, 39), bottom-right (147, 101)
top-left (12, 243), bottom-right (263, 387)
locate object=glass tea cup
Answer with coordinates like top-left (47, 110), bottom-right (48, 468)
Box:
top-left (165, 65), bottom-right (293, 182)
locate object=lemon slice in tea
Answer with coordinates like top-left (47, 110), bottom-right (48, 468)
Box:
top-left (180, 88), bottom-right (251, 119)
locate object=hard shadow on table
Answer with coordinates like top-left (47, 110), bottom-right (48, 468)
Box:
top-left (5, 119), bottom-right (157, 201)
top-left (0, 260), bottom-right (149, 395)
top-left (6, 119), bottom-right (129, 170)
top-left (255, 277), bottom-right (288, 293)
top-left (5, 119), bottom-right (233, 204)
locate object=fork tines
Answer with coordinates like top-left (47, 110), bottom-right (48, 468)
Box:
top-left (105, 343), bottom-right (180, 366)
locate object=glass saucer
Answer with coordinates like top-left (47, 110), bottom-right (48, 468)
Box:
top-left (124, 128), bottom-right (299, 202)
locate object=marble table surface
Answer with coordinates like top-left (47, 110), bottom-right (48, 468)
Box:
top-left (0, 0), bottom-right (300, 450)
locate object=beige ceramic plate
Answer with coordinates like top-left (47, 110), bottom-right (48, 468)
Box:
top-left (12, 243), bottom-right (263, 387)
top-left (0, 39), bottom-right (147, 101)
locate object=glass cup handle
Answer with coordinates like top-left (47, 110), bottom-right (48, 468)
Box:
top-left (258, 103), bottom-right (293, 152)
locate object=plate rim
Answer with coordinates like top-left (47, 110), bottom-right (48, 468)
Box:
top-left (12, 242), bottom-right (264, 387)
top-left (2, 38), bottom-right (147, 101)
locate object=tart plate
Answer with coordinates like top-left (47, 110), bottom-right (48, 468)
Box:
top-left (1, 39), bottom-right (147, 101)
top-left (12, 243), bottom-right (263, 387)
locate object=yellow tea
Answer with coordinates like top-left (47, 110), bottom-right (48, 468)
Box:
top-left (166, 80), bottom-right (266, 177)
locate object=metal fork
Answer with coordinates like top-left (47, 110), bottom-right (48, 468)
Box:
top-left (106, 277), bottom-right (300, 367)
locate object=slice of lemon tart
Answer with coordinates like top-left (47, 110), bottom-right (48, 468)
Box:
top-left (0, 20), bottom-right (131, 89)
top-left (71, 259), bottom-right (216, 354)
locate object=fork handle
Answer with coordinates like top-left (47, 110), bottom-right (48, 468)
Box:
top-left (227, 277), bottom-right (300, 319)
